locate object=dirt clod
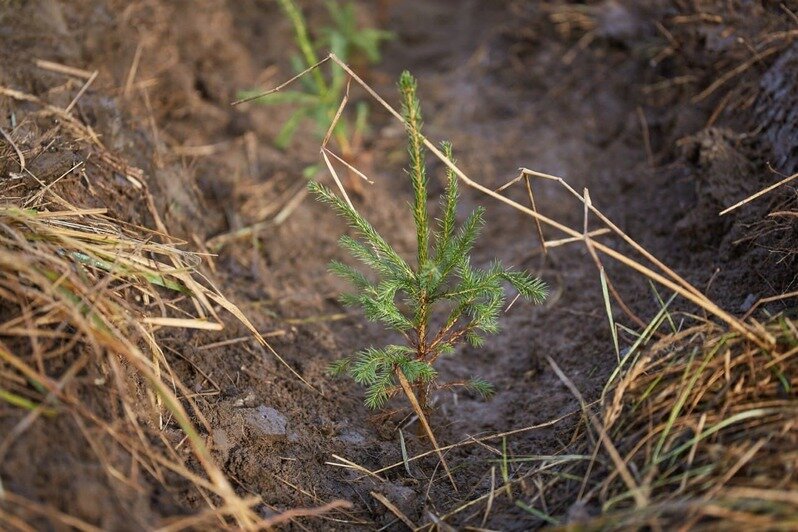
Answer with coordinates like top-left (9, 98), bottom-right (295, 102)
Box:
top-left (241, 406), bottom-right (289, 442)
top-left (757, 43), bottom-right (798, 174)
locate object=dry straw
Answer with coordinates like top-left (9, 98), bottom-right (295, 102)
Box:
top-left (0, 203), bottom-right (260, 528)
top-left (0, 81), bottom-right (341, 529)
top-left (568, 316), bottom-right (798, 529)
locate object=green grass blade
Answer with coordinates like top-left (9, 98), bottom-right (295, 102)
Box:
top-left (602, 292), bottom-right (676, 402)
top-left (516, 501), bottom-right (559, 525)
top-left (276, 0), bottom-right (326, 90)
top-left (599, 268), bottom-right (620, 363)
top-left (652, 340), bottom-right (725, 462)
top-left (0, 388), bottom-right (57, 416)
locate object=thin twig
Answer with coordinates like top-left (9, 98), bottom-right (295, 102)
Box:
top-left (0, 127), bottom-right (25, 172)
top-left (231, 56), bottom-right (332, 105)
top-left (546, 356), bottom-right (648, 509)
top-left (371, 491), bottom-right (416, 529)
top-left (65, 70), bottom-right (99, 114)
top-left (396, 369), bottom-right (458, 492)
top-left (524, 174), bottom-right (547, 255)
top-left (719, 171), bottom-right (798, 216)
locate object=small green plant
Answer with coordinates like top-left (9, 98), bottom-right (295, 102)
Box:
top-left (238, 0), bottom-right (391, 161)
top-left (310, 72), bottom-right (547, 412)
top-left (320, 0), bottom-right (393, 65)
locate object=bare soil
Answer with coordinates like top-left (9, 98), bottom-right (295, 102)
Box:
top-left (1, 0), bottom-right (796, 529)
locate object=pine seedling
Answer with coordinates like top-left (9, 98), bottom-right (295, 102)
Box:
top-left (310, 71), bottom-right (547, 412)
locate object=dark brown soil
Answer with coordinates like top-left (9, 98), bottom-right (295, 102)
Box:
top-left (1, 0), bottom-right (796, 529)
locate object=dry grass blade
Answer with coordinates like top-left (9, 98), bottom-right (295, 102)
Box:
top-left (321, 147), bottom-right (354, 209)
top-left (691, 46), bottom-right (781, 103)
top-left (64, 70), bottom-right (98, 114)
top-left (742, 289), bottom-right (798, 320)
top-left (506, 170), bottom-right (547, 255)
top-left (231, 55), bottom-right (332, 105)
top-left (141, 317), bottom-right (224, 330)
top-left (326, 454), bottom-right (386, 482)
top-left (396, 369), bottom-right (457, 492)
top-left (371, 491), bottom-right (417, 529)
top-left (322, 76), bottom-right (351, 148)
top-left (323, 146), bottom-right (374, 184)
top-left (599, 268), bottom-right (620, 362)
top-left (257, 499), bottom-right (354, 529)
top-left (719, 171), bottom-right (798, 215)
top-left (34, 59), bottom-right (95, 79)
top-left (544, 228), bottom-right (610, 248)
top-left (0, 127), bottom-right (25, 172)
top-left (546, 356), bottom-right (648, 509)
top-left (0, 203), bottom-right (266, 528)
top-left (481, 466), bottom-right (497, 527)
top-left (399, 428), bottom-right (412, 475)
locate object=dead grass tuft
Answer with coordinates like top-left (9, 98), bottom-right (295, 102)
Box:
top-left (0, 79), bottom-right (337, 529)
top-left (0, 201), bottom-right (264, 528)
top-left (560, 314), bottom-right (798, 530)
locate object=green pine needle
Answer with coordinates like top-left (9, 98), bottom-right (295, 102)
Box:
top-left (311, 181), bottom-right (413, 280)
top-left (467, 377), bottom-right (495, 399)
top-left (501, 270), bottom-right (549, 303)
top-left (328, 260), bottom-right (371, 289)
top-left (327, 357), bottom-right (353, 376)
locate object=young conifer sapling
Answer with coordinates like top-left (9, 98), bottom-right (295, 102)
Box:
top-left (309, 71), bottom-right (547, 413)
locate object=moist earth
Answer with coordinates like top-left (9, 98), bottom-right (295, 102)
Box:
top-left (1, 0), bottom-right (796, 529)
